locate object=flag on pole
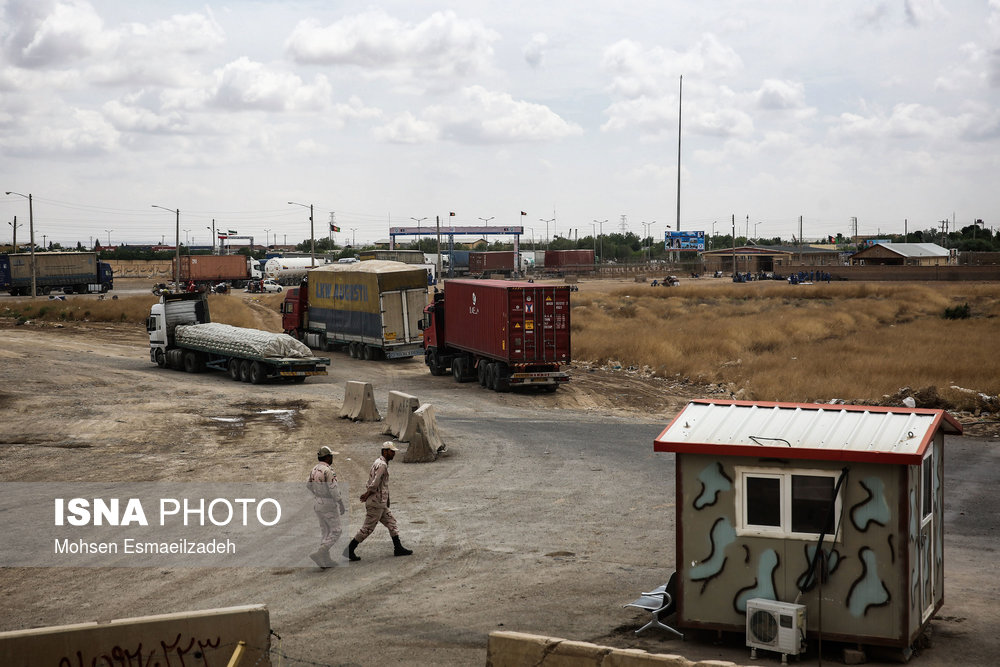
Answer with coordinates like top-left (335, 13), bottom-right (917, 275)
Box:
top-left (521, 211), bottom-right (526, 216)
top-left (449, 212), bottom-right (455, 216)
top-left (227, 229), bottom-right (238, 235)
top-left (330, 224), bottom-right (341, 232)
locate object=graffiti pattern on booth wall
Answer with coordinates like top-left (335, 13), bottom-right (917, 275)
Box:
top-left (690, 516), bottom-right (736, 594)
top-left (693, 462), bottom-right (731, 510)
top-left (687, 464), bottom-right (897, 620)
top-left (733, 549), bottom-right (779, 614)
top-left (850, 476), bottom-right (891, 532)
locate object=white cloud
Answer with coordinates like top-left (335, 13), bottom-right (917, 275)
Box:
top-left (755, 79), bottom-right (805, 110)
top-left (3, 107), bottom-right (118, 155)
top-left (285, 10), bottom-right (499, 89)
top-left (425, 85), bottom-right (583, 144)
top-left (523, 33), bottom-right (548, 69)
top-left (210, 57), bottom-right (332, 112)
top-left (2, 0), bottom-right (112, 68)
top-left (373, 111), bottom-right (439, 144)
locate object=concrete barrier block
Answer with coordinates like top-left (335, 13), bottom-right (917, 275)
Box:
top-left (693, 661), bottom-right (740, 667)
top-left (487, 631), bottom-right (556, 667)
top-left (0, 605), bottom-right (270, 667)
top-left (403, 404), bottom-right (445, 463)
top-left (339, 381), bottom-right (381, 422)
top-left (607, 648), bottom-right (693, 666)
top-left (382, 390), bottom-right (420, 440)
top-left (545, 638), bottom-right (609, 665)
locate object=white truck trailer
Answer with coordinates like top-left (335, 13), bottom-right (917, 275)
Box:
top-left (147, 292), bottom-right (330, 383)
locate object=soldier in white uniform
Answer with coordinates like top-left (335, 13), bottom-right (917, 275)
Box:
top-left (307, 446), bottom-right (346, 569)
top-left (345, 442), bottom-right (413, 561)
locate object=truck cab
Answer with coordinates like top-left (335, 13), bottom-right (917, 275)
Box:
top-left (281, 286), bottom-right (306, 339)
top-left (146, 292), bottom-right (208, 367)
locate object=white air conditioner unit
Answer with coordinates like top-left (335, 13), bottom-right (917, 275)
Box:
top-left (746, 598), bottom-right (806, 660)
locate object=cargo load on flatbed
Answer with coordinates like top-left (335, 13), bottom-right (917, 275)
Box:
top-left (175, 323), bottom-right (314, 358)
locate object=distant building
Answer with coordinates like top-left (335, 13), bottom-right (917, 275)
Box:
top-left (850, 243), bottom-right (950, 266)
top-left (701, 245), bottom-right (842, 274)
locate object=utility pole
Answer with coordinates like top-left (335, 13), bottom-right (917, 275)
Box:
top-left (593, 219), bottom-right (607, 265)
top-left (676, 74), bottom-right (683, 233)
top-left (6, 192), bottom-right (36, 297)
top-left (731, 214), bottom-right (736, 276)
top-left (8, 216), bottom-right (20, 251)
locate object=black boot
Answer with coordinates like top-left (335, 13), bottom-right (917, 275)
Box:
top-left (344, 539), bottom-right (360, 562)
top-left (392, 535), bottom-right (412, 557)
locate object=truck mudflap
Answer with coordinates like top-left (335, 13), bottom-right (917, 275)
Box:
top-left (508, 371), bottom-right (570, 385)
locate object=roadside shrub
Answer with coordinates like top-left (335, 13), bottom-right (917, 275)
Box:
top-left (943, 303), bottom-right (970, 320)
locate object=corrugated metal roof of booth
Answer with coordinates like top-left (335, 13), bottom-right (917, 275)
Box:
top-left (654, 399), bottom-right (962, 465)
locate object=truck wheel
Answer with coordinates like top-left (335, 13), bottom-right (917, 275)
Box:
top-left (155, 349), bottom-right (166, 368)
top-left (239, 360), bottom-right (252, 382)
top-left (452, 358), bottom-right (465, 382)
top-left (348, 342), bottom-right (358, 358)
top-left (543, 384), bottom-right (559, 393)
top-left (363, 345), bottom-right (375, 361)
top-left (249, 361), bottom-right (266, 384)
top-left (228, 359), bottom-right (241, 381)
top-left (493, 363), bottom-right (511, 393)
top-left (183, 351), bottom-right (199, 373)
top-left (477, 361), bottom-right (489, 386)
top-left (487, 363), bottom-right (499, 390)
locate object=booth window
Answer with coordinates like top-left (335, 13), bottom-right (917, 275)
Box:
top-left (736, 467), bottom-right (841, 539)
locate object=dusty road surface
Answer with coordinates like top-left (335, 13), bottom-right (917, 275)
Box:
top-left (1, 311), bottom-right (998, 667)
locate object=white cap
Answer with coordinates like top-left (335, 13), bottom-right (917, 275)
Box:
top-left (381, 441), bottom-right (399, 452)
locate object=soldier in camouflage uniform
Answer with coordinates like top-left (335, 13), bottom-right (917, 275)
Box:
top-left (345, 442), bottom-right (413, 561)
top-left (307, 446), bottom-right (346, 569)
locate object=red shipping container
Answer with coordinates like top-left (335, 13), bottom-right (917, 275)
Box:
top-left (543, 249), bottom-right (595, 268)
top-left (469, 251), bottom-right (516, 273)
top-left (442, 279), bottom-right (571, 365)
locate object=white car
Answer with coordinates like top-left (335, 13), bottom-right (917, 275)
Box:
top-left (246, 279), bottom-right (283, 293)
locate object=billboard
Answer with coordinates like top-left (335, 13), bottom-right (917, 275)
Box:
top-left (665, 230), bottom-right (705, 251)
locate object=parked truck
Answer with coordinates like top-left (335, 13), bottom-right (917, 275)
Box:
top-left (3, 252), bottom-right (113, 295)
top-left (469, 251), bottom-right (516, 276)
top-left (263, 256), bottom-right (330, 286)
top-left (147, 291), bottom-right (329, 383)
top-left (543, 249), bottom-right (595, 273)
top-left (173, 255), bottom-right (260, 290)
top-left (421, 279), bottom-right (571, 392)
top-left (358, 249), bottom-right (424, 264)
top-left (281, 260), bottom-right (428, 360)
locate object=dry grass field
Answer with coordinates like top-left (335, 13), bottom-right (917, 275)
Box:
top-left (3, 281), bottom-right (997, 410)
top-left (572, 281), bottom-right (1000, 408)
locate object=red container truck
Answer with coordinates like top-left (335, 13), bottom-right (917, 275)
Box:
top-left (543, 249), bottom-right (595, 272)
top-left (469, 251), bottom-right (516, 275)
top-left (173, 255), bottom-right (258, 289)
top-left (421, 279), bottom-right (571, 392)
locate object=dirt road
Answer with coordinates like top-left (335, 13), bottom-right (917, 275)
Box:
top-left (0, 317), bottom-right (997, 666)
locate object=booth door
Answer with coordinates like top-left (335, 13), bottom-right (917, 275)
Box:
top-left (919, 451), bottom-right (935, 622)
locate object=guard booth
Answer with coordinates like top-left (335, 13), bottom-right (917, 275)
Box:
top-left (654, 400), bottom-right (962, 655)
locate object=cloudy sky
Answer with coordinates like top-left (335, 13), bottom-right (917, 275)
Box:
top-left (1, 0), bottom-right (998, 248)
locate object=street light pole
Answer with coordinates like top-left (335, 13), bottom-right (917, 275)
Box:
top-left (152, 204), bottom-right (180, 288)
top-left (287, 201), bottom-right (315, 266)
top-left (8, 216), bottom-right (21, 251)
top-left (105, 229), bottom-right (113, 247)
top-left (539, 218), bottom-right (554, 249)
top-left (6, 192), bottom-right (36, 297)
top-left (207, 219), bottom-right (216, 254)
top-left (350, 227), bottom-right (357, 247)
top-left (410, 217), bottom-right (427, 249)
top-left (593, 219), bottom-right (607, 265)
top-left (478, 216), bottom-right (494, 245)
